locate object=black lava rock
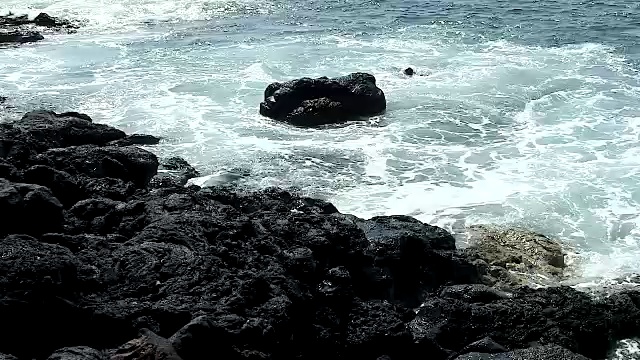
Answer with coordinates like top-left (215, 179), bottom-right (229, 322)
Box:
top-left (259, 72), bottom-right (386, 126)
top-left (0, 108), bottom-right (640, 360)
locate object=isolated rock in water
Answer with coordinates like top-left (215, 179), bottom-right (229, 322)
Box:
top-left (403, 67), bottom-right (415, 76)
top-left (0, 29), bottom-right (44, 44)
top-left (259, 72), bottom-right (386, 126)
top-left (46, 346), bottom-right (108, 360)
top-left (33, 13), bottom-right (77, 29)
top-left (454, 344), bottom-right (589, 360)
top-left (463, 224), bottom-right (566, 289)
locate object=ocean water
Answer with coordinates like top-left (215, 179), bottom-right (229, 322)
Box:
top-left (1, 0), bottom-right (640, 289)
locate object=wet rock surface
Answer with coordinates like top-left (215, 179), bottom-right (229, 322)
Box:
top-left (1, 109), bottom-right (640, 359)
top-left (0, 12), bottom-right (78, 46)
top-left (259, 72), bottom-right (386, 126)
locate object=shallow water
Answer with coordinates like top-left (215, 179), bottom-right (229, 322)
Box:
top-left (2, 0), bottom-right (640, 288)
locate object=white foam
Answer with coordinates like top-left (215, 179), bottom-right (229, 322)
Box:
top-left (1, 0), bottom-right (277, 34)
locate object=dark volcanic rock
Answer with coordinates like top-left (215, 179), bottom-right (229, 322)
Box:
top-left (33, 13), bottom-right (77, 29)
top-left (1, 12), bottom-right (76, 29)
top-left (36, 145), bottom-right (158, 187)
top-left (22, 165), bottom-right (84, 207)
top-left (0, 178), bottom-right (64, 236)
top-left (452, 336), bottom-right (508, 358)
top-left (0, 29), bottom-right (44, 44)
top-left (150, 156), bottom-right (200, 188)
top-left (0, 12), bottom-right (78, 46)
top-left (3, 109), bottom-right (640, 360)
top-left (108, 134), bottom-right (161, 147)
top-left (259, 72), bottom-right (386, 126)
top-left (410, 285), bottom-right (640, 359)
top-left (454, 345), bottom-right (589, 360)
top-left (15, 110), bottom-right (126, 148)
top-left (47, 346), bottom-right (108, 360)
top-left (113, 329), bottom-right (181, 360)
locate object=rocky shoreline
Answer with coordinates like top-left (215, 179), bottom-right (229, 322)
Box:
top-left (0, 110), bottom-right (639, 360)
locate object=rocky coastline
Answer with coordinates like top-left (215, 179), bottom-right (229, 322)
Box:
top-left (1, 109), bottom-right (640, 360)
top-left (2, 11), bottom-right (640, 359)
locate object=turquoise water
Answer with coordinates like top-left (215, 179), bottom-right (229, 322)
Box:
top-left (1, 0), bottom-right (640, 285)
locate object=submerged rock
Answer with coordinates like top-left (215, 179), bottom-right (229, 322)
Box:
top-left (259, 72), bottom-right (386, 126)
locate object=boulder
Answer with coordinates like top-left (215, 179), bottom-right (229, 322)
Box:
top-left (150, 156), bottom-right (200, 188)
top-left (463, 224), bottom-right (566, 289)
top-left (33, 13), bottom-right (77, 29)
top-left (14, 110), bottom-right (126, 148)
top-left (22, 165), bottom-right (85, 207)
top-left (35, 145), bottom-right (158, 187)
top-left (259, 72), bottom-right (386, 126)
top-left (356, 215), bottom-right (478, 306)
top-left (0, 178), bottom-right (64, 236)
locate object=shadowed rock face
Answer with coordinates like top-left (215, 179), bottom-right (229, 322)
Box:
top-left (259, 72), bottom-right (386, 126)
top-left (1, 109), bottom-right (640, 360)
